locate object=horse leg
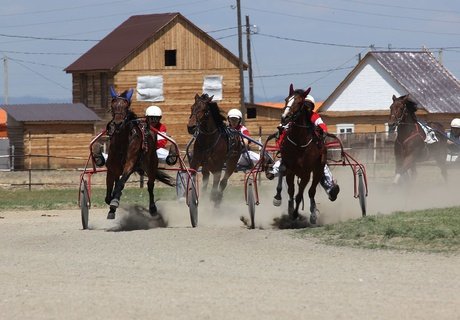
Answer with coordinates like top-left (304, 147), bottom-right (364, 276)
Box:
top-left (210, 170), bottom-right (223, 206)
top-left (147, 173), bottom-right (157, 216)
top-left (292, 175), bottom-right (309, 221)
top-left (308, 170), bottom-right (322, 225)
top-left (393, 143), bottom-right (403, 184)
top-left (285, 172), bottom-right (296, 219)
top-left (273, 163), bottom-right (286, 206)
top-left (202, 169), bottom-right (210, 193)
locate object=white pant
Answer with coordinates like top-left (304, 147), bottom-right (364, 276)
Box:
top-left (271, 160), bottom-right (335, 191)
top-left (238, 150), bottom-right (260, 167)
top-left (157, 147), bottom-right (169, 163)
top-left (103, 149), bottom-right (168, 162)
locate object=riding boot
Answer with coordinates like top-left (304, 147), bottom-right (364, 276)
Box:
top-left (321, 165), bottom-right (340, 201)
top-left (265, 159), bottom-right (280, 180)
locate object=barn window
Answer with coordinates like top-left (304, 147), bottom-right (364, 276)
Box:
top-left (203, 75), bottom-right (223, 101)
top-left (165, 50), bottom-right (176, 66)
top-left (136, 76), bottom-right (164, 102)
top-left (336, 124), bottom-right (354, 134)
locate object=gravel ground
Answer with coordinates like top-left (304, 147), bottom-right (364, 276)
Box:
top-left (1, 202), bottom-right (459, 320)
top-left (1, 166), bottom-right (460, 319)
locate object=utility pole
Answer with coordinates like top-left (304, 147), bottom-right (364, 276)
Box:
top-left (245, 15), bottom-right (254, 104)
top-left (236, 0), bottom-right (246, 123)
top-left (3, 55), bottom-right (8, 105)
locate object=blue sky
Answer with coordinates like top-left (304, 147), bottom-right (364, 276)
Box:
top-left (1, 0), bottom-right (460, 103)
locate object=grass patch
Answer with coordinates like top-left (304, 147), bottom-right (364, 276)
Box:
top-left (300, 207), bottom-right (460, 253)
top-left (0, 187), bottom-right (177, 211)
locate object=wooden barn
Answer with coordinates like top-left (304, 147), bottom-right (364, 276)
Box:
top-left (319, 50), bottom-right (460, 135)
top-left (65, 12), bottom-right (247, 146)
top-left (0, 104), bottom-right (100, 169)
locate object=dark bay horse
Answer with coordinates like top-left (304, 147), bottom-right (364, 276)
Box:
top-left (388, 94), bottom-right (447, 184)
top-left (105, 87), bottom-right (174, 219)
top-left (273, 84), bottom-right (326, 224)
top-left (187, 93), bottom-right (242, 206)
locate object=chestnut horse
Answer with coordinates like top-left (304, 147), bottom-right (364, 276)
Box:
top-left (186, 93), bottom-right (242, 206)
top-left (388, 94), bottom-right (448, 184)
top-left (273, 85), bottom-right (326, 224)
top-left (105, 87), bottom-right (174, 219)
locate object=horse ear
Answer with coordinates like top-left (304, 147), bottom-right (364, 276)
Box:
top-left (195, 94), bottom-right (200, 101)
top-left (392, 95), bottom-right (397, 102)
top-left (289, 84), bottom-right (294, 95)
top-left (305, 87), bottom-right (311, 96)
top-left (208, 95), bottom-right (214, 102)
top-left (110, 86), bottom-right (118, 98)
top-left (126, 89), bottom-right (133, 102)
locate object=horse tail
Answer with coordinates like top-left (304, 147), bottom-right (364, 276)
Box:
top-left (155, 169), bottom-right (176, 187)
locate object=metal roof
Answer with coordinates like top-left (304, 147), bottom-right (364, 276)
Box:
top-left (0, 103), bottom-right (101, 122)
top-left (372, 51), bottom-right (460, 113)
top-left (65, 12), bottom-right (245, 72)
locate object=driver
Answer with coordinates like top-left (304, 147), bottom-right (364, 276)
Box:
top-left (447, 118), bottom-right (460, 154)
top-left (227, 108), bottom-right (260, 168)
top-left (267, 94), bottom-right (340, 201)
top-left (145, 105), bottom-right (169, 163)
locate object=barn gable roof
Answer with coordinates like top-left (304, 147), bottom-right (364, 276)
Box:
top-left (65, 12), bottom-right (244, 72)
top-left (372, 51), bottom-right (460, 113)
top-left (0, 103), bottom-right (101, 122)
top-left (320, 51), bottom-right (460, 114)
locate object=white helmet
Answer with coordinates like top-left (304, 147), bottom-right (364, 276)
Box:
top-left (228, 108), bottom-right (242, 119)
top-left (451, 118), bottom-right (460, 128)
top-left (145, 105), bottom-right (162, 117)
top-left (305, 94), bottom-right (315, 105)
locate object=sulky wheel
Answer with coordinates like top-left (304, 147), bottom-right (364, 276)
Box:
top-left (246, 177), bottom-right (256, 229)
top-left (80, 180), bottom-right (90, 229)
top-left (357, 168), bottom-right (367, 217)
top-left (187, 175), bottom-right (198, 227)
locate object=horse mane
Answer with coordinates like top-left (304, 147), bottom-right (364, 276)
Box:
top-left (401, 95), bottom-right (418, 113)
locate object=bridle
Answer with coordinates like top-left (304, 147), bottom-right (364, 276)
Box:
top-left (390, 101), bottom-right (408, 128)
top-left (282, 93), bottom-right (313, 148)
top-left (189, 100), bottom-right (218, 135)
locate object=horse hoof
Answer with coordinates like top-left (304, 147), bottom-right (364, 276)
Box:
top-left (310, 213), bottom-right (317, 225)
top-left (273, 198), bottom-right (281, 206)
top-left (107, 211), bottom-right (115, 219)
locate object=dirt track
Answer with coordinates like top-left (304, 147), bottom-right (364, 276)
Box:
top-left (1, 195), bottom-right (460, 319)
top-left (2, 165), bottom-right (460, 319)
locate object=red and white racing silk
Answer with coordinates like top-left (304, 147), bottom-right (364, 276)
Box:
top-left (310, 112), bottom-right (327, 132)
top-left (234, 124), bottom-right (250, 137)
top-left (150, 122), bottom-right (168, 149)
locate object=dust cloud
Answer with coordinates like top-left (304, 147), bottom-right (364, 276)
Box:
top-left (100, 165), bottom-right (460, 230)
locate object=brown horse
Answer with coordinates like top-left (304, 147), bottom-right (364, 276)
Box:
top-left (105, 87), bottom-right (174, 219)
top-left (388, 94), bottom-right (448, 184)
top-left (272, 85), bottom-right (326, 224)
top-left (187, 93), bottom-right (241, 206)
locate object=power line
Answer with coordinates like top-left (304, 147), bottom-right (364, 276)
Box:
top-left (336, 0), bottom-right (460, 15)
top-left (0, 33), bottom-right (99, 42)
top-left (0, 50), bottom-right (80, 56)
top-left (244, 6), bottom-right (460, 37)
top-left (8, 57), bottom-right (63, 69)
top-left (9, 58), bottom-right (70, 91)
top-left (254, 66), bottom-right (354, 78)
top-left (283, 0), bottom-right (460, 25)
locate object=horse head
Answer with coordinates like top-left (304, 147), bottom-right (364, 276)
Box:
top-left (280, 84), bottom-right (311, 125)
top-left (187, 93), bottom-right (215, 134)
top-left (109, 86), bottom-right (134, 125)
top-left (388, 94), bottom-right (417, 133)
